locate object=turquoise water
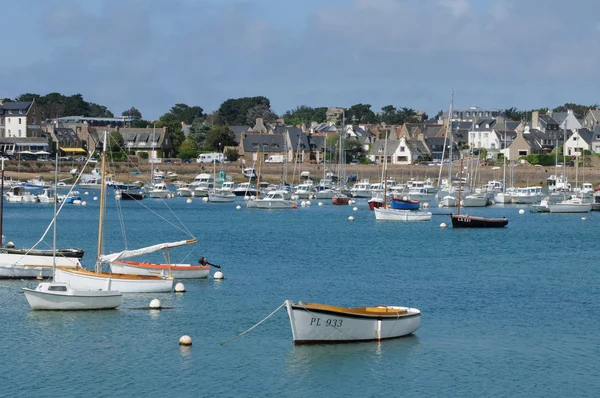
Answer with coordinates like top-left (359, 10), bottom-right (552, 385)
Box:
top-left (0, 196), bottom-right (599, 397)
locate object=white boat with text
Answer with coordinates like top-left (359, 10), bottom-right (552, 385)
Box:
top-left (285, 300), bottom-right (421, 344)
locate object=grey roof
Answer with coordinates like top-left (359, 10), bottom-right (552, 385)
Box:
top-left (577, 129), bottom-right (594, 144)
top-left (0, 137), bottom-right (48, 145)
top-left (550, 112), bottom-right (569, 124)
top-left (406, 139), bottom-right (428, 156)
top-left (309, 134), bottom-right (326, 150)
top-left (230, 126), bottom-right (250, 134)
top-left (350, 126), bottom-right (369, 137)
top-left (539, 115), bottom-right (558, 126)
top-left (424, 125), bottom-right (443, 138)
top-left (425, 136), bottom-right (460, 153)
top-left (287, 128), bottom-right (310, 150)
top-left (242, 133), bottom-right (285, 153)
top-left (1, 101), bottom-right (32, 112)
top-left (371, 139), bottom-right (400, 156)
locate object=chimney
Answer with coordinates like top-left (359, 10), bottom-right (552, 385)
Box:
top-left (495, 115), bottom-right (505, 129)
top-left (531, 111), bottom-right (539, 130)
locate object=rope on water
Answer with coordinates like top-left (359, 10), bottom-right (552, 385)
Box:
top-left (220, 302), bottom-right (286, 346)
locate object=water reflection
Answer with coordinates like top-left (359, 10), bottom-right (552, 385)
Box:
top-left (285, 334), bottom-right (420, 375)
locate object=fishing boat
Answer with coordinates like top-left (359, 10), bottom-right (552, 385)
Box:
top-left (23, 154), bottom-right (122, 311)
top-left (284, 300), bottom-right (421, 344)
top-left (451, 158), bottom-right (508, 228)
top-left (55, 132), bottom-right (174, 293)
top-left (367, 195), bottom-right (384, 210)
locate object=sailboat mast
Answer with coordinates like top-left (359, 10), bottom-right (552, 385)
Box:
top-left (438, 90), bottom-right (453, 187)
top-left (502, 120), bottom-right (507, 193)
top-left (96, 131), bottom-right (108, 272)
top-left (457, 157), bottom-right (463, 215)
top-left (52, 153), bottom-right (59, 275)
top-left (0, 158), bottom-right (4, 248)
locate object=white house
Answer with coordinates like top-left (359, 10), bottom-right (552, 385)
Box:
top-left (0, 100), bottom-right (40, 138)
top-left (563, 129), bottom-right (593, 157)
top-left (551, 109), bottom-right (582, 131)
top-left (468, 119), bottom-right (500, 150)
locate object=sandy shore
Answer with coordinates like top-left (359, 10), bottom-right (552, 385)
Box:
top-left (4, 159), bottom-right (600, 189)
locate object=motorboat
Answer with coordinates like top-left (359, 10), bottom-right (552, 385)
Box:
top-left (190, 173), bottom-right (214, 197)
top-left (208, 189), bottom-right (236, 203)
top-left (373, 208), bottom-right (432, 221)
top-left (23, 282), bottom-right (122, 310)
top-left (176, 183), bottom-right (194, 197)
top-left (5, 186), bottom-right (38, 203)
top-left (285, 300), bottom-right (421, 344)
top-left (246, 190), bottom-right (297, 209)
top-left (294, 180), bottom-right (317, 200)
top-left (531, 198), bottom-right (550, 213)
top-left (439, 195), bottom-right (458, 207)
top-left (460, 193), bottom-right (489, 207)
top-left (350, 179), bottom-right (371, 198)
top-left (233, 182), bottom-right (256, 197)
top-left (148, 182), bottom-right (172, 198)
top-left (511, 186), bottom-right (543, 204)
top-left (494, 191), bottom-right (513, 204)
top-left (548, 197), bottom-right (592, 213)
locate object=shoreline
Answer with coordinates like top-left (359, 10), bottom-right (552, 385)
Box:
top-left (3, 160), bottom-right (599, 189)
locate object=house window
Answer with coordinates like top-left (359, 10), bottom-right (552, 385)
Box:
top-left (518, 150), bottom-right (527, 156)
top-left (400, 146), bottom-right (405, 152)
top-left (253, 143), bottom-right (259, 149)
top-left (32, 117), bottom-right (36, 124)
top-left (18, 130), bottom-right (21, 136)
top-left (18, 118), bottom-right (21, 124)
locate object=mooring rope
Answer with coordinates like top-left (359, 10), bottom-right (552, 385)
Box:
top-left (220, 301), bottom-right (286, 346)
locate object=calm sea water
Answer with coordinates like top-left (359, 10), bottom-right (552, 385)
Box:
top-left (0, 193), bottom-right (598, 398)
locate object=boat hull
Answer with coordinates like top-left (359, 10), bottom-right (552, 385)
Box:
top-left (450, 214), bottom-right (508, 228)
top-left (285, 301), bottom-right (420, 344)
top-left (208, 194), bottom-right (236, 203)
top-left (548, 203), bottom-right (592, 213)
top-left (332, 196), bottom-right (350, 205)
top-left (54, 267), bottom-right (173, 293)
top-left (0, 253), bottom-right (80, 279)
top-left (389, 198), bottom-right (420, 210)
top-left (23, 283), bottom-right (122, 310)
top-left (109, 261), bottom-right (210, 279)
top-left (494, 192), bottom-right (513, 204)
top-left (246, 200), bottom-right (296, 209)
top-left (374, 208), bottom-right (432, 221)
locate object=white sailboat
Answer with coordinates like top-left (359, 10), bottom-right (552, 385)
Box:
top-left (208, 162), bottom-right (235, 203)
top-left (494, 122), bottom-right (512, 204)
top-left (23, 154), bottom-right (122, 310)
top-left (55, 132), bottom-right (174, 293)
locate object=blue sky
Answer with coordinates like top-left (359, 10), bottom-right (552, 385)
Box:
top-left (2, 0), bottom-right (600, 120)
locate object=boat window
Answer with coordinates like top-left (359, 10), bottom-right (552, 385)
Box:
top-left (48, 286), bottom-right (68, 292)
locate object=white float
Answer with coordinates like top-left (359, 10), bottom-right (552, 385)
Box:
top-left (149, 298), bottom-right (161, 309)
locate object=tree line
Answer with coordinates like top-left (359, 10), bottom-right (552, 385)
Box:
top-left (3, 92), bottom-right (598, 158)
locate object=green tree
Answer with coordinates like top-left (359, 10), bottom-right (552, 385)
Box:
top-left (158, 112), bottom-right (185, 155)
top-left (122, 107), bottom-right (142, 119)
top-left (108, 131), bottom-right (125, 153)
top-left (203, 125), bottom-right (236, 151)
top-left (282, 105), bottom-right (328, 125)
top-left (345, 139), bottom-right (365, 161)
top-left (246, 103), bottom-right (277, 125)
top-left (346, 104), bottom-right (376, 123)
top-left (167, 103), bottom-right (205, 125)
top-left (188, 118), bottom-right (210, 148)
top-left (225, 148), bottom-right (240, 162)
top-left (218, 96), bottom-right (272, 125)
top-left (177, 137), bottom-right (198, 159)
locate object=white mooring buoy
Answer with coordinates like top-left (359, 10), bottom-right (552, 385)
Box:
top-left (214, 270), bottom-right (224, 280)
top-left (174, 282), bottom-right (186, 293)
top-left (149, 298), bottom-right (162, 309)
top-left (81, 201), bottom-right (87, 206)
top-left (236, 205), bottom-right (241, 209)
top-left (519, 209), bottom-right (525, 214)
top-left (93, 197), bottom-right (98, 201)
top-left (179, 335), bottom-right (192, 346)
top-left (440, 222), bottom-right (447, 228)
top-left (202, 197), bottom-right (208, 202)
top-left (353, 206), bottom-right (358, 211)
top-left (318, 202), bottom-right (323, 206)
top-left (348, 215), bottom-right (355, 221)
top-left (186, 198), bottom-right (192, 203)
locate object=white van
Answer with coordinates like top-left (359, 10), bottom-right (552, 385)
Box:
top-left (265, 154), bottom-right (284, 164)
top-left (196, 153), bottom-right (224, 164)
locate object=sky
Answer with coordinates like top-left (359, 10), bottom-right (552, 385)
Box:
top-left (2, 0), bottom-right (600, 121)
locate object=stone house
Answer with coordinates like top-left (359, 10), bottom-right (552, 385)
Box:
top-left (581, 109), bottom-right (600, 129)
top-left (0, 100), bottom-right (42, 138)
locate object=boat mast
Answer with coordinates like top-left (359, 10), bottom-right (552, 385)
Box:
top-left (96, 131), bottom-right (108, 273)
top-left (383, 128), bottom-right (389, 205)
top-left (502, 119), bottom-right (507, 193)
top-left (438, 89), bottom-right (453, 187)
top-left (52, 153), bottom-right (59, 276)
top-left (0, 158), bottom-right (4, 248)
top-left (457, 157), bottom-right (463, 215)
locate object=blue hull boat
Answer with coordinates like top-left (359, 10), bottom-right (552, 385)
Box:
top-left (390, 197), bottom-right (420, 210)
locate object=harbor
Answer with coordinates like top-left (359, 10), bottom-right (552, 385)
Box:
top-left (0, 185), bottom-right (599, 396)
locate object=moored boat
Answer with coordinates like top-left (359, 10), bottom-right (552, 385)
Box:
top-left (389, 197), bottom-right (420, 210)
top-left (109, 260), bottom-right (210, 279)
top-left (450, 214), bottom-right (508, 228)
top-left (285, 300), bottom-right (421, 344)
top-left (374, 207), bottom-right (432, 221)
top-left (23, 282), bottom-right (122, 310)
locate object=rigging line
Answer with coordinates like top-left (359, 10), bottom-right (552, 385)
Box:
top-left (17, 157), bottom-right (93, 262)
top-left (220, 302), bottom-right (286, 346)
top-left (124, 197), bottom-right (194, 237)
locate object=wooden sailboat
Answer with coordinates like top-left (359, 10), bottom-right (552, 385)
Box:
top-left (208, 160), bottom-right (235, 203)
top-left (23, 154), bottom-right (122, 310)
top-left (451, 158), bottom-right (508, 228)
top-left (54, 132), bottom-right (176, 292)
